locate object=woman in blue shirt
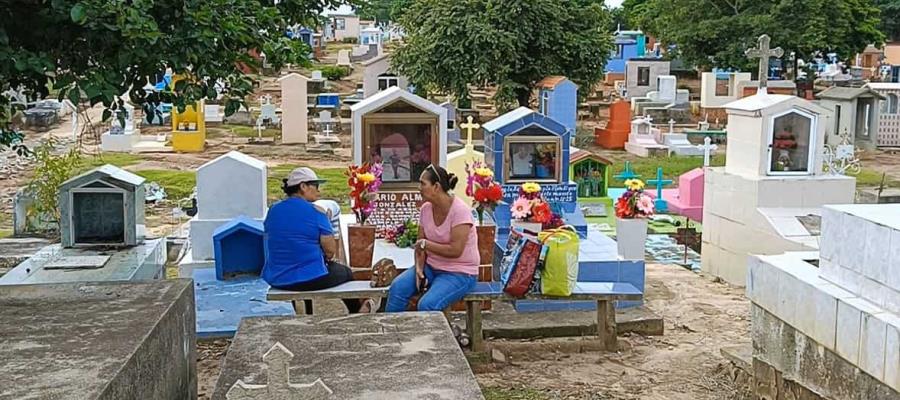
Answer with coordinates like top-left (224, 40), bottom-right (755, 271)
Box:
top-left (262, 167), bottom-right (374, 313)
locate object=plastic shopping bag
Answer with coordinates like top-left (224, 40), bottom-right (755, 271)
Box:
top-left (538, 227), bottom-right (580, 297)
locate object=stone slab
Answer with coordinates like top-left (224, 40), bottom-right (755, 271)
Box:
top-left (0, 239), bottom-right (166, 285)
top-left (0, 280), bottom-right (196, 400)
top-left (192, 267), bottom-right (294, 338)
top-left (212, 313), bottom-right (485, 400)
top-left (43, 255), bottom-right (111, 270)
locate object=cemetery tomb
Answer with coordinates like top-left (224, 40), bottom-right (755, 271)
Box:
top-left (171, 100), bottom-right (207, 152)
top-left (279, 73), bottom-right (310, 144)
top-left (646, 168), bottom-right (705, 222)
top-left (350, 87), bottom-right (447, 234)
top-left (625, 58), bottom-right (670, 99)
top-left (361, 53), bottom-right (409, 98)
top-left (188, 151), bottom-right (267, 263)
top-left (570, 150), bottom-right (611, 198)
top-left (664, 122), bottom-right (705, 157)
top-left (700, 71), bottom-right (752, 109)
top-left (58, 164), bottom-right (145, 248)
top-left (816, 86), bottom-right (883, 150)
top-left (441, 101), bottom-right (461, 144)
top-left (336, 49), bottom-right (352, 67)
top-left (213, 216), bottom-right (265, 280)
top-left (595, 100), bottom-right (631, 149)
top-left (100, 102), bottom-right (141, 152)
top-left (864, 82), bottom-right (900, 147)
top-left (624, 116), bottom-right (668, 157)
top-left (605, 30), bottom-right (645, 84)
top-left (0, 280), bottom-right (196, 400)
top-left (701, 92), bottom-right (856, 286)
top-left (205, 103), bottom-right (224, 123)
top-left (536, 76), bottom-right (578, 134)
top-left (446, 115), bottom-right (484, 207)
top-left (631, 75), bottom-right (692, 123)
top-left (747, 204), bottom-right (900, 398)
top-left (212, 313), bottom-right (485, 400)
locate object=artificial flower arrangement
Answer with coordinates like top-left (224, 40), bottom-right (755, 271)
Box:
top-left (465, 160), bottom-right (504, 225)
top-left (614, 179), bottom-right (655, 219)
top-left (346, 163), bottom-right (383, 225)
top-left (384, 219), bottom-right (419, 248)
top-left (510, 181), bottom-right (564, 230)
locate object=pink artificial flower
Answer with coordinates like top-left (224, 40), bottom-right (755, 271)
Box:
top-left (511, 198), bottom-right (531, 219)
top-left (636, 194), bottom-right (655, 216)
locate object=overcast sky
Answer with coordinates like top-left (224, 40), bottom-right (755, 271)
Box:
top-left (606, 0), bottom-right (624, 8)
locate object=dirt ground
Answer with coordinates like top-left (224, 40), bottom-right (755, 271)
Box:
top-left (194, 264), bottom-right (752, 400)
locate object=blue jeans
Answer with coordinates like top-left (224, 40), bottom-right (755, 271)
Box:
top-left (385, 265), bottom-right (477, 312)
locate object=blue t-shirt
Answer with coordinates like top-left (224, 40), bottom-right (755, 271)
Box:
top-left (262, 197), bottom-right (334, 287)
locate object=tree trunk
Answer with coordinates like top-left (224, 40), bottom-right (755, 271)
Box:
top-left (516, 88), bottom-right (530, 107)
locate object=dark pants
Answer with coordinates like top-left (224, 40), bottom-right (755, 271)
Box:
top-left (273, 261), bottom-right (360, 313)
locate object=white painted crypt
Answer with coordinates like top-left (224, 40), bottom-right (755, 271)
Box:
top-left (701, 92), bottom-right (856, 286)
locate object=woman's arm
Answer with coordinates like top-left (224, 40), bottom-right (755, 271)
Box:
top-left (421, 223), bottom-right (472, 259)
top-left (320, 235), bottom-right (337, 261)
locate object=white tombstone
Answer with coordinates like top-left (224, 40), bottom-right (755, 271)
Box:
top-left (100, 103), bottom-right (141, 152)
top-left (337, 50), bottom-right (352, 67)
top-left (279, 73), bottom-right (309, 144)
top-left (657, 75), bottom-right (677, 103)
top-left (624, 116), bottom-right (668, 157)
top-left (226, 342), bottom-right (333, 400)
top-left (312, 110), bottom-right (340, 145)
top-left (189, 151), bottom-right (267, 261)
top-left (205, 104), bottom-right (223, 123)
top-left (256, 95), bottom-right (280, 127)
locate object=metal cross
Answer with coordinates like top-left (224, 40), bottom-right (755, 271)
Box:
top-left (646, 167), bottom-right (673, 212)
top-left (226, 342), bottom-right (334, 400)
top-left (460, 116), bottom-right (480, 147)
top-left (745, 34), bottom-right (783, 93)
top-left (613, 161), bottom-right (640, 181)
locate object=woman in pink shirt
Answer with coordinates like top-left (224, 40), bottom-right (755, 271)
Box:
top-left (385, 164), bottom-right (480, 312)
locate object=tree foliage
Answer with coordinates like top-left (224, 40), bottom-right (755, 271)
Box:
top-left (392, 0), bottom-right (613, 109)
top-left (0, 0), bottom-right (351, 150)
top-left (875, 0), bottom-right (900, 42)
top-left (624, 0), bottom-right (883, 72)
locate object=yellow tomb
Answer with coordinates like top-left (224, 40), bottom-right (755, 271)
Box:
top-left (446, 116), bottom-right (484, 207)
top-left (171, 100), bottom-right (206, 152)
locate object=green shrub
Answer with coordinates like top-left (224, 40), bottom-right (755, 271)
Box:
top-left (341, 37), bottom-right (358, 44)
top-left (320, 65), bottom-right (351, 81)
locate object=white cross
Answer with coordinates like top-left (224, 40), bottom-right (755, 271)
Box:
top-left (745, 34), bottom-right (784, 94)
top-left (695, 136), bottom-right (718, 167)
top-left (460, 116), bottom-right (480, 147)
top-left (226, 342), bottom-right (334, 400)
top-left (668, 119), bottom-right (675, 134)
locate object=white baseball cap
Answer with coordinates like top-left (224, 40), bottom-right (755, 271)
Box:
top-left (286, 167), bottom-right (326, 186)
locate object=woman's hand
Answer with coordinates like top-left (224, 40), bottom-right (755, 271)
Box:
top-left (415, 263), bottom-right (426, 291)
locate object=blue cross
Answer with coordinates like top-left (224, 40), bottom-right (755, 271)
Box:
top-left (646, 167), bottom-right (673, 212)
top-left (613, 161), bottom-right (640, 181)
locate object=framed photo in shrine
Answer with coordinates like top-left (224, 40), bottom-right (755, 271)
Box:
top-left (362, 110), bottom-right (439, 188)
top-left (503, 135), bottom-right (562, 184)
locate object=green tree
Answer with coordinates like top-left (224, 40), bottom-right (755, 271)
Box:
top-left (357, 0), bottom-right (392, 21)
top-left (0, 0), bottom-right (350, 152)
top-left (623, 0), bottom-right (883, 72)
top-left (875, 0), bottom-right (900, 41)
top-left (392, 0), bottom-right (613, 109)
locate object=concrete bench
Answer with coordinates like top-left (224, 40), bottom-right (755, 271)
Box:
top-left (267, 280), bottom-right (643, 352)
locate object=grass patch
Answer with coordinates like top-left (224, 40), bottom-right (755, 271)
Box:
top-left (481, 387), bottom-right (550, 400)
top-left (268, 164), bottom-right (350, 209)
top-left (74, 153), bottom-right (144, 174)
top-left (610, 154), bottom-right (725, 186)
top-left (136, 170), bottom-right (196, 200)
top-left (220, 124), bottom-right (280, 138)
top-left (855, 168), bottom-right (899, 188)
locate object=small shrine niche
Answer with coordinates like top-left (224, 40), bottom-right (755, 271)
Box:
top-left (570, 152), bottom-right (611, 198)
top-left (504, 132), bottom-right (561, 183)
top-left (769, 110), bottom-right (814, 174)
top-left (58, 165), bottom-right (146, 248)
top-left (351, 87), bottom-right (448, 188)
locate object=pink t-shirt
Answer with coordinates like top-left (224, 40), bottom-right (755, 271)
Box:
top-left (420, 197), bottom-right (480, 276)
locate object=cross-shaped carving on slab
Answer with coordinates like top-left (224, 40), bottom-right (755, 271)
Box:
top-left (745, 34), bottom-right (784, 93)
top-left (226, 342), bottom-right (334, 400)
top-left (460, 116), bottom-right (480, 147)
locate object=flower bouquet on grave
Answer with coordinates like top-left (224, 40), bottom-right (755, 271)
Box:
top-left (614, 179), bottom-right (654, 260)
top-left (466, 160), bottom-right (504, 266)
top-left (510, 182), bottom-right (562, 233)
top-left (384, 219), bottom-right (419, 248)
top-left (345, 163), bottom-right (383, 269)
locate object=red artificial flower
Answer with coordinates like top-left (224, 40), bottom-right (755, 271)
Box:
top-left (615, 196), bottom-right (634, 219)
top-left (475, 184), bottom-right (503, 205)
top-left (531, 201), bottom-right (552, 223)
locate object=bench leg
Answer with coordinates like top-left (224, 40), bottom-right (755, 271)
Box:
top-left (597, 300), bottom-right (616, 351)
top-left (291, 300), bottom-right (313, 315)
top-left (466, 300), bottom-right (484, 352)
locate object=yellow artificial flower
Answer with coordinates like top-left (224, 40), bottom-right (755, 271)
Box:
top-left (358, 172), bottom-right (376, 183)
top-left (475, 167), bottom-right (494, 177)
top-left (625, 179), bottom-right (645, 190)
top-left (522, 182), bottom-right (541, 194)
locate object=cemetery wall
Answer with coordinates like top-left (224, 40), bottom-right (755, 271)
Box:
top-left (747, 252), bottom-right (900, 396)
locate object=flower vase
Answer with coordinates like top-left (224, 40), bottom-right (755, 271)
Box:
top-left (615, 218), bottom-right (648, 260)
top-left (476, 224), bottom-right (496, 266)
top-left (348, 224), bottom-right (376, 269)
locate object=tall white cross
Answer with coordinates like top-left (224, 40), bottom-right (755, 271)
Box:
top-left (668, 119), bottom-right (676, 134)
top-left (745, 34), bottom-right (784, 94)
top-left (226, 342), bottom-right (334, 400)
top-left (695, 136), bottom-right (718, 167)
top-left (460, 115), bottom-right (480, 149)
